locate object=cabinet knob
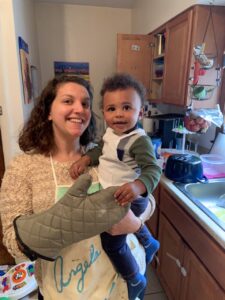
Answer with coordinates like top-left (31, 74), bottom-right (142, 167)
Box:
top-left (181, 266), bottom-right (187, 277)
top-left (166, 252), bottom-right (181, 268)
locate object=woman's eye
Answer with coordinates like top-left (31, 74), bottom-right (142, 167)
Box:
top-left (82, 101), bottom-right (90, 108)
top-left (63, 99), bottom-right (73, 104)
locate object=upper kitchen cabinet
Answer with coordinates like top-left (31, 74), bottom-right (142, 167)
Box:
top-left (154, 5), bottom-right (225, 107)
top-left (117, 34), bottom-right (153, 95)
top-left (117, 5), bottom-right (225, 107)
top-left (161, 10), bottom-right (193, 106)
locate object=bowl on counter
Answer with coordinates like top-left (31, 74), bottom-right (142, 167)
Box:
top-left (164, 153), bottom-right (207, 183)
top-left (160, 148), bottom-right (199, 169)
top-left (200, 154), bottom-right (225, 179)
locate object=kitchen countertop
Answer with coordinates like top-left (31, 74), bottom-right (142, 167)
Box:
top-left (160, 174), bottom-right (225, 249)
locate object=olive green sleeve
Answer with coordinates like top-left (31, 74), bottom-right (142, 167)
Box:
top-left (85, 140), bottom-right (104, 166)
top-left (129, 135), bottom-right (162, 194)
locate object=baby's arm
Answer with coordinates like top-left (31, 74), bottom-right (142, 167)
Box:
top-left (69, 141), bottom-right (103, 179)
top-left (114, 180), bottom-right (146, 205)
top-left (69, 155), bottom-right (91, 179)
top-left (115, 135), bottom-right (161, 205)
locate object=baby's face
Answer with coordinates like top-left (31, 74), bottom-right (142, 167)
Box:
top-left (102, 88), bottom-right (143, 135)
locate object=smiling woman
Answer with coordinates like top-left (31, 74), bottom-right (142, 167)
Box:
top-left (0, 75), bottom-right (154, 300)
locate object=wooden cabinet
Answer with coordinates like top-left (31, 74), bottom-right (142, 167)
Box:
top-left (149, 10), bottom-right (193, 105)
top-left (157, 185), bottom-right (225, 300)
top-left (180, 247), bottom-right (225, 300)
top-left (117, 5), bottom-right (225, 107)
top-left (146, 184), bottom-right (160, 238)
top-left (162, 10), bottom-right (193, 106)
top-left (117, 34), bottom-right (153, 94)
top-left (157, 214), bottom-right (183, 299)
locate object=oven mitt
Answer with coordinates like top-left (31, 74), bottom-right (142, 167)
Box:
top-left (13, 174), bottom-right (130, 261)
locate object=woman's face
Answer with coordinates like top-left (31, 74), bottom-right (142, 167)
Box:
top-left (49, 82), bottom-right (91, 140)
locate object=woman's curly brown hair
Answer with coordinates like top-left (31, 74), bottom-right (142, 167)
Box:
top-left (19, 75), bottom-right (96, 154)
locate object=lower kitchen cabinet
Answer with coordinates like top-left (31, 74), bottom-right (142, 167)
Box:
top-left (156, 184), bottom-right (225, 300)
top-left (157, 214), bottom-right (183, 299)
top-left (180, 246), bottom-right (225, 300)
top-left (146, 185), bottom-right (160, 238)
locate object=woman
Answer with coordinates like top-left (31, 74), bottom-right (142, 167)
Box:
top-left (0, 75), bottom-right (155, 299)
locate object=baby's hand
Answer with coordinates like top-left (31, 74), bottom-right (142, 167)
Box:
top-left (69, 155), bottom-right (91, 179)
top-left (114, 182), bottom-right (140, 206)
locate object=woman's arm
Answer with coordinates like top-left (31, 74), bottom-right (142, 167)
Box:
top-left (108, 198), bottom-right (154, 236)
top-left (0, 155), bottom-right (33, 259)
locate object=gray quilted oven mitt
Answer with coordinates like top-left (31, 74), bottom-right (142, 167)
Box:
top-left (13, 174), bottom-right (130, 261)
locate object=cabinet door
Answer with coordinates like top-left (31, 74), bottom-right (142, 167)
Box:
top-left (158, 213), bottom-right (184, 300)
top-left (146, 184), bottom-right (160, 237)
top-left (162, 10), bottom-right (193, 106)
top-left (180, 247), bottom-right (225, 300)
top-left (117, 34), bottom-right (152, 94)
top-left (146, 205), bottom-right (159, 238)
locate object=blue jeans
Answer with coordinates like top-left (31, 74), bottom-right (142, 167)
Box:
top-left (101, 196), bottom-right (152, 279)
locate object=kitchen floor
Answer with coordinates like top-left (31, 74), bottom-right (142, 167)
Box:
top-left (144, 265), bottom-right (168, 300)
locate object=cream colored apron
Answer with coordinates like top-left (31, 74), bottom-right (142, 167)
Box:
top-left (39, 159), bottom-right (145, 299)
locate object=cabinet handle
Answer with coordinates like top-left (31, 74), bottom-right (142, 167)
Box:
top-left (181, 266), bottom-right (187, 277)
top-left (166, 252), bottom-right (181, 268)
top-left (155, 255), bottom-right (160, 266)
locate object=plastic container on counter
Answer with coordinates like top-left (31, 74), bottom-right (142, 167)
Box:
top-left (200, 154), bottom-right (225, 179)
top-left (151, 137), bottom-right (162, 159)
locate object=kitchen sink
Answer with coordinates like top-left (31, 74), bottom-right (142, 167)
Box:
top-left (174, 179), bottom-right (225, 231)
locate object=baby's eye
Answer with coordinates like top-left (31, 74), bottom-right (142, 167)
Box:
top-left (123, 105), bottom-right (131, 111)
top-left (106, 107), bottom-right (115, 112)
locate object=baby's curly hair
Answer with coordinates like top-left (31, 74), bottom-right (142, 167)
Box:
top-left (19, 75), bottom-right (96, 154)
top-left (100, 73), bottom-right (146, 108)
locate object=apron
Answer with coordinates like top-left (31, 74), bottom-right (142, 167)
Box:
top-left (50, 154), bottom-right (71, 202)
top-left (39, 157), bottom-right (145, 299)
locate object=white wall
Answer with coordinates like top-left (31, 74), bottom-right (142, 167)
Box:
top-left (35, 3), bottom-right (131, 138)
top-left (0, 0), bottom-right (40, 166)
top-left (131, 0), bottom-right (197, 34)
top-left (13, 0), bottom-right (41, 121)
top-left (0, 0), bottom-right (24, 165)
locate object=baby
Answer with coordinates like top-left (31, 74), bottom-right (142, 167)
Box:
top-left (70, 73), bottom-right (161, 300)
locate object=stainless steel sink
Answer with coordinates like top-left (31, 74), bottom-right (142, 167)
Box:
top-left (174, 179), bottom-right (225, 231)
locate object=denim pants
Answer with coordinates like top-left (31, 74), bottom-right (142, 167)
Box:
top-left (101, 196), bottom-right (151, 279)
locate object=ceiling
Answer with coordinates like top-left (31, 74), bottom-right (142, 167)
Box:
top-left (34, 0), bottom-right (225, 8)
top-left (34, 0), bottom-right (136, 9)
